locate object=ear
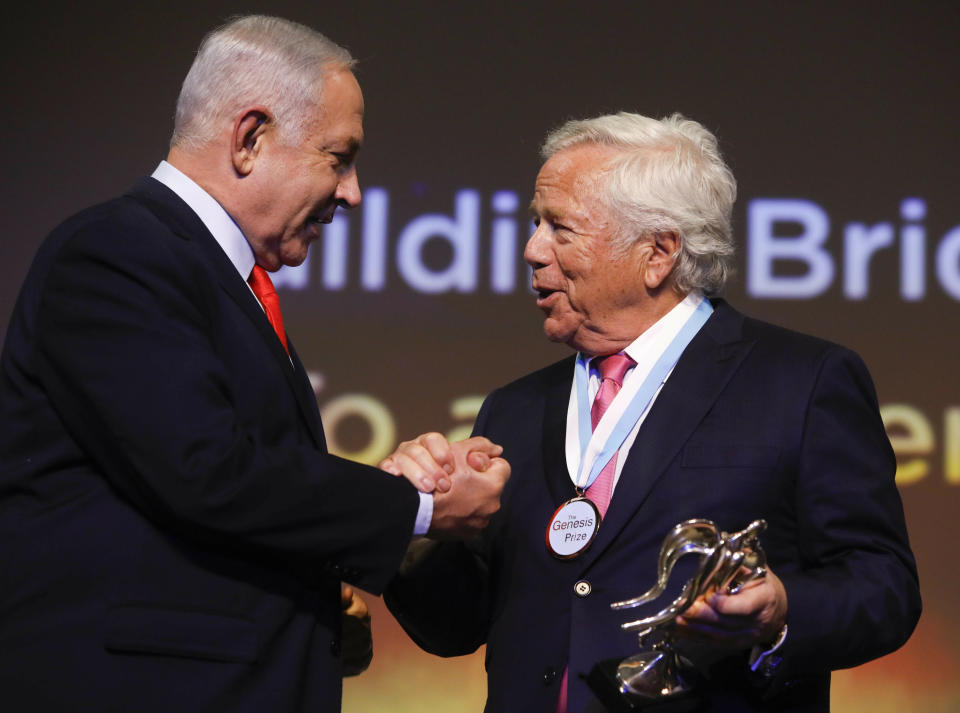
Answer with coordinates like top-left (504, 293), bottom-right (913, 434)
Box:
top-left (231, 107), bottom-right (271, 176)
top-left (642, 231), bottom-right (680, 290)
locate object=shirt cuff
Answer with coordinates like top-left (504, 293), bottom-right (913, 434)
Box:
top-left (749, 624), bottom-right (788, 677)
top-left (413, 491), bottom-right (434, 536)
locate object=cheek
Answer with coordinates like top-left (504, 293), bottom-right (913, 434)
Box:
top-left (549, 295), bottom-right (583, 329)
top-left (308, 166), bottom-right (339, 198)
top-left (558, 261), bottom-right (594, 305)
top-left (565, 281), bottom-right (597, 314)
top-left (556, 241), bottom-right (594, 278)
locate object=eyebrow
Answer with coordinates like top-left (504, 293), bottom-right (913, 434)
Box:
top-left (335, 139), bottom-right (362, 157)
top-left (324, 134), bottom-right (363, 156)
top-left (530, 201), bottom-right (565, 223)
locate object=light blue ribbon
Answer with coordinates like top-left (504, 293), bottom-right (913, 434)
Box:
top-left (573, 298), bottom-right (714, 490)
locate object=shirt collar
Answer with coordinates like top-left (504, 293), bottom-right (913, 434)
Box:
top-left (151, 160), bottom-right (255, 280)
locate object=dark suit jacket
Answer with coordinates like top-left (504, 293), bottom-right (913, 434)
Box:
top-left (0, 178), bottom-right (420, 713)
top-left (386, 300), bottom-right (920, 712)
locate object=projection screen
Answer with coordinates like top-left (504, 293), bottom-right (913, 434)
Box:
top-left (2, 2), bottom-right (957, 711)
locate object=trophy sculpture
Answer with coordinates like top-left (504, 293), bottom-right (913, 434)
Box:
top-left (587, 519), bottom-right (768, 712)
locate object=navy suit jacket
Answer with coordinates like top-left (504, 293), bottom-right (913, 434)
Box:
top-left (386, 300), bottom-right (920, 712)
top-left (0, 177), bottom-right (420, 712)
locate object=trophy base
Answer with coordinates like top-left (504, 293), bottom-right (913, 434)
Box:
top-left (587, 657), bottom-right (706, 713)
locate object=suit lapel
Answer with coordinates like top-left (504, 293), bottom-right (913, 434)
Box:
top-left (541, 357), bottom-right (579, 506)
top-left (580, 300), bottom-right (755, 569)
top-left (287, 337), bottom-right (327, 451)
top-left (127, 177), bottom-right (327, 451)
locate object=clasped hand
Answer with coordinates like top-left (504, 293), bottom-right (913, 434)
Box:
top-left (380, 433), bottom-right (510, 540)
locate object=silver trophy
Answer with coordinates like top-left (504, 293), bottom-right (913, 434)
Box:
top-left (589, 519), bottom-right (768, 711)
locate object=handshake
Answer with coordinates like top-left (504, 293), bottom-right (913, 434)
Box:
top-left (380, 433), bottom-right (510, 540)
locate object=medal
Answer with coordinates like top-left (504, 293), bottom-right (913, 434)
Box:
top-left (546, 495), bottom-right (601, 559)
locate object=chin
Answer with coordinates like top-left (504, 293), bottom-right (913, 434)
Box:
top-left (282, 255), bottom-right (308, 268)
top-left (280, 246), bottom-right (310, 268)
top-left (542, 320), bottom-right (576, 347)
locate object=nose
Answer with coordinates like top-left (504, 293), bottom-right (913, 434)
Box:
top-left (335, 167), bottom-right (362, 208)
top-left (524, 222), bottom-right (550, 269)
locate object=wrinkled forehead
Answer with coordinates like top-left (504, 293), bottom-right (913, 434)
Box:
top-left (534, 144), bottom-right (618, 205)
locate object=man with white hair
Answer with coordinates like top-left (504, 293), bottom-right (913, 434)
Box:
top-left (384, 112), bottom-right (920, 712)
top-left (0, 15), bottom-right (507, 713)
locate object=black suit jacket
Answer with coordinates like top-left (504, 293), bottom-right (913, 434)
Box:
top-left (386, 300), bottom-right (920, 712)
top-left (0, 177), bottom-right (420, 712)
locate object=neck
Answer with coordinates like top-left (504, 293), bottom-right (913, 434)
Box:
top-left (166, 145), bottom-right (237, 218)
top-left (578, 289), bottom-right (689, 358)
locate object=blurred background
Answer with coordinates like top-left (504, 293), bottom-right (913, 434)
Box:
top-left (2, 1), bottom-right (957, 711)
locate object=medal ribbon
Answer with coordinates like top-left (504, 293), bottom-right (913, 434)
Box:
top-left (571, 298), bottom-right (714, 491)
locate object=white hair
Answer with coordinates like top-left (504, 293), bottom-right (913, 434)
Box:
top-left (541, 112), bottom-right (737, 295)
top-left (171, 15), bottom-right (355, 150)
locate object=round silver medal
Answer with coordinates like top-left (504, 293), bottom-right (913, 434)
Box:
top-left (546, 497), bottom-right (601, 559)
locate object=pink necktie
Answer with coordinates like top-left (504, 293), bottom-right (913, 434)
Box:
top-left (248, 265), bottom-right (289, 354)
top-left (557, 352), bottom-right (636, 713)
top-left (584, 352), bottom-right (635, 518)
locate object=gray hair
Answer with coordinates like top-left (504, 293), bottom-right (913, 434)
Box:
top-left (171, 15), bottom-right (355, 150)
top-left (541, 112), bottom-right (736, 295)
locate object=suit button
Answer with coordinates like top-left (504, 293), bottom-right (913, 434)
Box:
top-left (574, 580), bottom-right (591, 597)
top-left (330, 639), bottom-right (341, 657)
top-left (543, 666), bottom-right (557, 685)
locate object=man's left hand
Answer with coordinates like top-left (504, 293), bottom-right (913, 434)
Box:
top-left (341, 583), bottom-right (373, 676)
top-left (674, 568), bottom-right (787, 651)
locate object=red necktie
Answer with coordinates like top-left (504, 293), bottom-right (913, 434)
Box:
top-left (248, 265), bottom-right (289, 354)
top-left (584, 352), bottom-right (635, 518)
top-left (557, 352), bottom-right (636, 713)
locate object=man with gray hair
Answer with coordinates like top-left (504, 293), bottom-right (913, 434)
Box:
top-left (384, 112), bottom-right (920, 711)
top-left (0, 15), bottom-right (507, 713)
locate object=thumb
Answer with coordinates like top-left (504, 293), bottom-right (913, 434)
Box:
top-left (467, 451), bottom-right (491, 471)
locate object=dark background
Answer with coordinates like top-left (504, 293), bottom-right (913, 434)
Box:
top-left (3, 2), bottom-right (957, 711)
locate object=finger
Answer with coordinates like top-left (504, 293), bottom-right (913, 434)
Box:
top-left (679, 610), bottom-right (752, 633)
top-left (458, 436), bottom-right (504, 457)
top-left (391, 452), bottom-right (440, 492)
top-left (412, 434), bottom-right (453, 489)
top-left (341, 583), bottom-right (354, 608)
top-left (417, 432), bottom-right (456, 474)
top-left (346, 598), bottom-right (368, 619)
top-left (708, 582), bottom-right (772, 617)
top-left (466, 451), bottom-right (490, 471)
top-left (678, 598), bottom-right (752, 630)
top-left (726, 573), bottom-right (766, 596)
top-left (343, 590), bottom-right (369, 619)
top-left (394, 439), bottom-right (456, 489)
top-left (486, 457), bottom-right (512, 484)
top-left (378, 457), bottom-right (401, 475)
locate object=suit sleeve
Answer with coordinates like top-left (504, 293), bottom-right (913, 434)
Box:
top-left (771, 346), bottom-right (921, 684)
top-left (32, 217), bottom-right (418, 592)
top-left (383, 389), bottom-right (502, 656)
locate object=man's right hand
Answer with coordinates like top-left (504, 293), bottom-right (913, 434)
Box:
top-left (380, 434), bottom-right (510, 540)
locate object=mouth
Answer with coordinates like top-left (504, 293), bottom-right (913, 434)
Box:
top-left (308, 213), bottom-right (334, 226)
top-left (304, 210), bottom-right (336, 238)
top-left (534, 286), bottom-right (559, 307)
